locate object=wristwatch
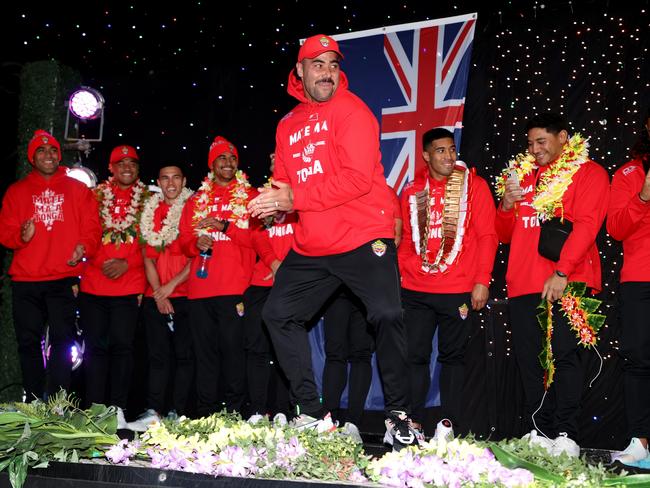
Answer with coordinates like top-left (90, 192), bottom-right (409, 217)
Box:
top-left (555, 270), bottom-right (567, 278)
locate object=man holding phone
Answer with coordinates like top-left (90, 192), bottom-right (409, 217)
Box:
top-left (496, 113), bottom-right (609, 457)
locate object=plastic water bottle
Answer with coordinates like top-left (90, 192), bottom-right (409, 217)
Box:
top-left (196, 248), bottom-right (212, 279)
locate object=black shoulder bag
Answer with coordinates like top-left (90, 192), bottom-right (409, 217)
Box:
top-left (538, 217), bottom-right (573, 262)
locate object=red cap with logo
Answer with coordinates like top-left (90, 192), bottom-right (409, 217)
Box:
top-left (109, 145), bottom-right (139, 167)
top-left (208, 136), bottom-right (239, 168)
top-left (297, 34), bottom-right (344, 62)
top-left (27, 130), bottom-right (61, 165)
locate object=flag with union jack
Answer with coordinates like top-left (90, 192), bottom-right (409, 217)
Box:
top-left (333, 14), bottom-right (477, 193)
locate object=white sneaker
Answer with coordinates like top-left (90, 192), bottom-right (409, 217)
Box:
top-left (551, 432), bottom-right (580, 458)
top-left (116, 407), bottom-right (128, 430)
top-left (126, 408), bottom-right (161, 432)
top-left (612, 438), bottom-right (650, 464)
top-left (289, 412), bottom-right (336, 433)
top-left (433, 419), bottom-right (454, 442)
top-left (273, 412), bottom-right (288, 426)
top-left (342, 422), bottom-right (363, 444)
top-left (247, 413), bottom-right (266, 424)
top-left (522, 429), bottom-right (554, 453)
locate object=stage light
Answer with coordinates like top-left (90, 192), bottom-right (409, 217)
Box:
top-left (70, 340), bottom-right (85, 371)
top-left (67, 164), bottom-right (98, 188)
top-left (64, 86), bottom-right (105, 143)
top-left (69, 87), bottom-right (104, 120)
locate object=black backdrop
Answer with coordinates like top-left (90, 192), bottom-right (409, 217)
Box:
top-left (3, 1), bottom-right (649, 450)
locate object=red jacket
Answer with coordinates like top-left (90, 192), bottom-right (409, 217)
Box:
top-left (391, 188), bottom-right (401, 221)
top-left (0, 167), bottom-right (101, 282)
top-left (398, 169), bottom-right (497, 293)
top-left (144, 201), bottom-right (190, 298)
top-left (249, 212), bottom-right (298, 287)
top-left (273, 69), bottom-right (395, 256)
top-left (81, 182), bottom-right (146, 296)
top-left (607, 159), bottom-right (650, 282)
top-left (495, 160), bottom-right (609, 297)
top-left (178, 180), bottom-right (258, 299)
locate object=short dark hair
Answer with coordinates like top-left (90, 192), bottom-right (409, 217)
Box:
top-left (422, 128), bottom-right (455, 149)
top-left (157, 164), bottom-right (185, 177)
top-left (525, 113), bottom-right (568, 134)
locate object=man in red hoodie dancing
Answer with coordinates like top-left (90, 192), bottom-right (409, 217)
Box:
top-left (496, 113), bottom-right (609, 457)
top-left (249, 34), bottom-right (418, 448)
top-left (0, 130), bottom-right (100, 400)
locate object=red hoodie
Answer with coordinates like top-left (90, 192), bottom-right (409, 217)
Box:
top-left (391, 188), bottom-right (401, 221)
top-left (399, 168), bottom-right (498, 293)
top-left (273, 69), bottom-right (395, 256)
top-left (144, 201), bottom-right (190, 298)
top-left (607, 159), bottom-right (650, 282)
top-left (81, 182), bottom-right (146, 296)
top-left (0, 166), bottom-right (101, 281)
top-left (249, 212), bottom-right (299, 287)
top-left (178, 180), bottom-right (262, 299)
top-left (495, 159), bottom-right (609, 297)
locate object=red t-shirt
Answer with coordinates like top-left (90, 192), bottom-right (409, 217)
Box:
top-left (144, 201), bottom-right (190, 298)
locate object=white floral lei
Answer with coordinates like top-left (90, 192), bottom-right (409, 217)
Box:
top-left (192, 170), bottom-right (251, 236)
top-left (96, 179), bottom-right (148, 246)
top-left (140, 187), bottom-right (194, 250)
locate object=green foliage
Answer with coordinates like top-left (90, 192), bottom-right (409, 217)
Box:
top-left (291, 429), bottom-right (369, 481)
top-left (487, 437), bottom-right (650, 487)
top-left (0, 391), bottom-right (119, 488)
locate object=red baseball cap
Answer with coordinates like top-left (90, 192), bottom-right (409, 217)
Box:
top-left (109, 145), bottom-right (139, 166)
top-left (298, 34), bottom-right (344, 62)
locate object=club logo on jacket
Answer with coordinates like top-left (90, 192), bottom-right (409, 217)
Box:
top-left (302, 142), bottom-right (316, 163)
top-left (32, 189), bottom-right (64, 231)
top-left (458, 303), bottom-right (469, 320)
top-left (236, 302), bottom-right (245, 317)
top-left (371, 240), bottom-right (387, 257)
top-left (623, 165), bottom-right (637, 176)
